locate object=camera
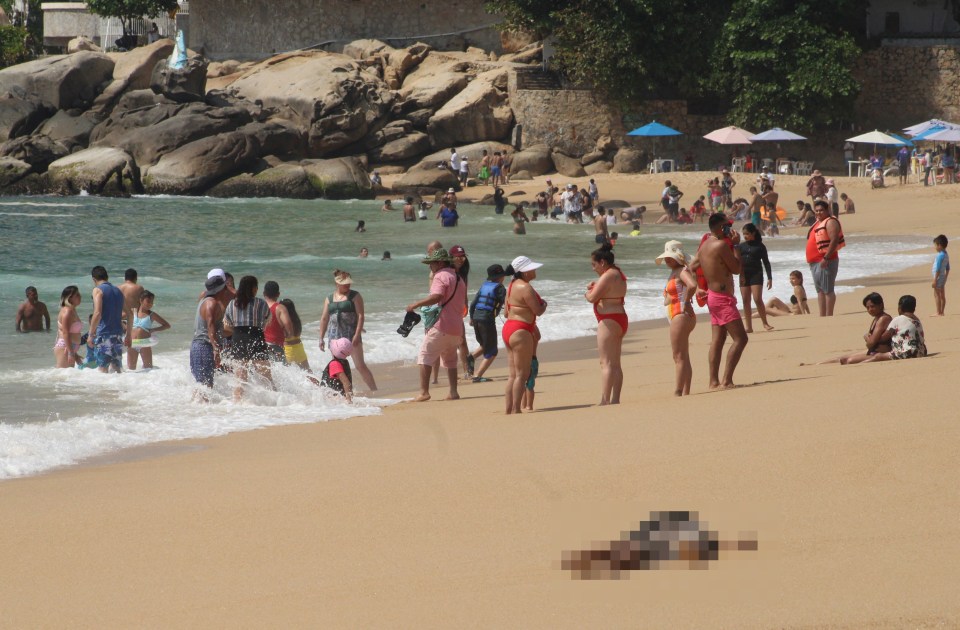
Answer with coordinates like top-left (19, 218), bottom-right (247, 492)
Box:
top-left (722, 224), bottom-right (732, 238)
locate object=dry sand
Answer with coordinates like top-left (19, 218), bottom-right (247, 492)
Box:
top-left (2, 172), bottom-right (959, 628)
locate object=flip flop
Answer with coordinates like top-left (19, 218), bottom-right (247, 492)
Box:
top-left (472, 376), bottom-right (491, 383)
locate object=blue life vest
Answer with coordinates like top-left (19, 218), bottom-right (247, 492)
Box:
top-left (474, 281), bottom-right (501, 315)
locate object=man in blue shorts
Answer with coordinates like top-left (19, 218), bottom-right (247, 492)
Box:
top-left (86, 265), bottom-right (125, 373)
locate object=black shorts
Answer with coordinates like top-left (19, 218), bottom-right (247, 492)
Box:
top-left (473, 319), bottom-right (499, 358)
top-left (740, 270), bottom-right (765, 287)
top-left (231, 326), bottom-right (268, 361)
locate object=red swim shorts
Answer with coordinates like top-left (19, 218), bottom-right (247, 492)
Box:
top-left (707, 290), bottom-right (740, 327)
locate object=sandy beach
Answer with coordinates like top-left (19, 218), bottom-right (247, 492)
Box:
top-left (2, 171), bottom-right (959, 628)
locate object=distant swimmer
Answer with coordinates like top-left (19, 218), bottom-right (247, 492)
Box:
top-left (15, 285), bottom-right (50, 332)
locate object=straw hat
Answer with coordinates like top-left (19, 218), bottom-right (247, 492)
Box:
top-left (334, 270), bottom-right (353, 285)
top-left (655, 240), bottom-right (687, 265)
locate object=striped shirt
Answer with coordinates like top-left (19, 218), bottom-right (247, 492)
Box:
top-left (225, 297), bottom-right (269, 328)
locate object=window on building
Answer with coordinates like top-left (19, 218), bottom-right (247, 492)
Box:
top-left (884, 12), bottom-right (900, 35)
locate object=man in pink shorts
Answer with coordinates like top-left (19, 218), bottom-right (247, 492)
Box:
top-left (406, 247), bottom-right (467, 401)
top-left (692, 213), bottom-right (749, 389)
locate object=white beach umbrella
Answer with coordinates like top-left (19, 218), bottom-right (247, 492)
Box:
top-left (704, 126), bottom-right (754, 145)
top-left (903, 119), bottom-right (960, 136)
top-left (749, 127), bottom-right (807, 142)
top-left (923, 128), bottom-right (960, 142)
top-left (846, 130), bottom-right (906, 146)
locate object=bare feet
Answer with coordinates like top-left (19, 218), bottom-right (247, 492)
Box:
top-left (744, 327), bottom-right (753, 334)
top-left (445, 393), bottom-right (460, 400)
top-left (763, 323), bottom-right (774, 331)
top-left (412, 394), bottom-right (431, 402)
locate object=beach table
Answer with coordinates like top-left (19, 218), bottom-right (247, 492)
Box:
top-left (847, 159), bottom-right (870, 178)
top-left (775, 158), bottom-right (798, 175)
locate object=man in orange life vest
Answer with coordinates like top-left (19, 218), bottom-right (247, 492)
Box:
top-left (805, 199), bottom-right (845, 316)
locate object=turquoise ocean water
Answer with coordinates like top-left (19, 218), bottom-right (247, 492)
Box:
top-left (0, 195), bottom-right (930, 478)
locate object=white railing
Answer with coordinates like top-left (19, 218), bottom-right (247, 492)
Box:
top-left (99, 2), bottom-right (187, 50)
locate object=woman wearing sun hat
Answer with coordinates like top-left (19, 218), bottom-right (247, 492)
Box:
top-left (503, 255), bottom-right (547, 414)
top-left (319, 269), bottom-right (377, 392)
top-left (656, 240), bottom-right (698, 396)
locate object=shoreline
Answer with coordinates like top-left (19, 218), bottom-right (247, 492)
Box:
top-left (2, 172), bottom-right (960, 627)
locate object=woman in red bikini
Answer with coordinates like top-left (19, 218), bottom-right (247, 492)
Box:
top-left (584, 243), bottom-right (627, 405)
top-left (503, 255), bottom-right (547, 414)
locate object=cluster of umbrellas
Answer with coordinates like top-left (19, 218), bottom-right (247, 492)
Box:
top-left (845, 120), bottom-right (960, 151)
top-left (627, 122), bottom-right (807, 145)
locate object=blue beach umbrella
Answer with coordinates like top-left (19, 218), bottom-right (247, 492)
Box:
top-left (886, 132), bottom-right (914, 147)
top-left (910, 125), bottom-right (947, 141)
top-left (627, 121), bottom-right (683, 137)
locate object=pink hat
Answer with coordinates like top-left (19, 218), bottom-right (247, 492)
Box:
top-left (330, 337), bottom-right (353, 359)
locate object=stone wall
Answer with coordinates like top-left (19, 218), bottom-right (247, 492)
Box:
top-left (508, 84), bottom-right (624, 155)
top-left (189, 0), bottom-right (501, 60)
top-left (855, 45), bottom-right (960, 128)
top-left (40, 2), bottom-right (101, 48)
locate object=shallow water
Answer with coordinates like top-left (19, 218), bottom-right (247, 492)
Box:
top-left (0, 195), bottom-right (931, 478)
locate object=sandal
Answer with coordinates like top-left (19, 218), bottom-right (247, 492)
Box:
top-left (472, 376), bottom-right (491, 383)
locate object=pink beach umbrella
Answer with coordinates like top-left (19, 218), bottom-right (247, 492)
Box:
top-left (703, 126), bottom-right (755, 145)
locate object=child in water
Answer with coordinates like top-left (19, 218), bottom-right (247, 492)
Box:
top-left (128, 290), bottom-right (171, 370)
top-left (321, 337), bottom-right (354, 402)
top-left (356, 220), bottom-right (366, 232)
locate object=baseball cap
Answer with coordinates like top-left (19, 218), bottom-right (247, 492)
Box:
top-left (207, 268), bottom-right (226, 280)
top-left (449, 245), bottom-right (466, 257)
top-left (510, 255), bottom-right (543, 273)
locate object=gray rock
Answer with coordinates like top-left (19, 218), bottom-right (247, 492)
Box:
top-left (406, 108), bottom-right (433, 130)
top-left (393, 167), bottom-right (459, 194)
top-left (398, 67), bottom-right (469, 111)
top-left (510, 144), bottom-right (553, 176)
top-left (143, 131), bottom-right (261, 194)
top-left (301, 156), bottom-right (375, 199)
top-left (46, 147), bottom-right (141, 196)
top-left (0, 135), bottom-right (69, 173)
top-left (35, 110), bottom-right (96, 152)
top-left (427, 67), bottom-right (514, 148)
top-left (0, 157), bottom-right (31, 187)
top-left (150, 56), bottom-right (208, 103)
top-left (342, 39), bottom-right (391, 60)
top-left (227, 51), bottom-right (394, 158)
top-left (361, 119), bottom-right (413, 150)
top-left (206, 162), bottom-right (316, 199)
top-left (551, 150), bottom-right (586, 177)
top-left (410, 141), bottom-right (514, 171)
top-left (580, 150), bottom-right (605, 166)
top-left (238, 119), bottom-right (306, 159)
top-left (612, 147), bottom-right (645, 173)
top-left (368, 132), bottom-right (431, 163)
top-left (0, 96), bottom-right (54, 141)
top-left (67, 37), bottom-right (101, 53)
top-left (0, 52), bottom-right (115, 110)
top-left (584, 160), bottom-right (612, 175)
top-left (510, 169), bottom-right (532, 180)
top-left (91, 39), bottom-right (176, 115)
top-left (92, 103), bottom-right (253, 167)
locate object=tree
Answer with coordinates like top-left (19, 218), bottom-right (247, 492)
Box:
top-left (486, 0), bottom-right (730, 104)
top-left (0, 25), bottom-right (29, 67)
top-left (712, 0), bottom-right (861, 131)
top-left (86, 0), bottom-right (178, 47)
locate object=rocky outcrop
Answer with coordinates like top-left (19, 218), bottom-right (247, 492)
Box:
top-left (427, 67), bottom-right (513, 148)
top-left (46, 147), bottom-right (140, 195)
top-left (0, 52), bottom-right (114, 110)
top-left (150, 56), bottom-right (209, 103)
top-left (551, 149), bottom-right (586, 177)
top-left (143, 130), bottom-right (260, 194)
top-left (510, 144), bottom-right (553, 176)
top-left (237, 119), bottom-right (306, 159)
top-left (206, 162), bottom-right (316, 199)
top-left (67, 37), bottom-right (101, 54)
top-left (35, 110), bottom-right (97, 152)
top-left (412, 141), bottom-right (514, 171)
top-left (396, 64), bottom-right (469, 112)
top-left (584, 160), bottom-right (612, 175)
top-left (612, 147), bottom-right (645, 173)
top-left (0, 135), bottom-right (69, 173)
top-left (393, 167), bottom-right (459, 194)
top-left (91, 102), bottom-right (253, 166)
top-left (91, 39), bottom-right (177, 115)
top-left (0, 157), bottom-right (30, 187)
top-left (228, 52), bottom-right (393, 157)
top-left (301, 157), bottom-right (374, 199)
top-left (369, 132), bottom-right (431, 163)
top-left (0, 97), bottom-right (54, 141)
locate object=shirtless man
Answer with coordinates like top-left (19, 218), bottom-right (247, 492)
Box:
top-left (120, 268), bottom-right (144, 347)
top-left (761, 184), bottom-right (780, 225)
top-left (593, 205), bottom-right (609, 244)
top-left (15, 286), bottom-right (50, 332)
top-left (402, 197), bottom-right (416, 222)
top-left (690, 213), bottom-right (748, 390)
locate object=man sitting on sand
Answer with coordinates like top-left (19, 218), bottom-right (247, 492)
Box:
top-left (15, 286), bottom-right (50, 332)
top-left (690, 213), bottom-right (748, 390)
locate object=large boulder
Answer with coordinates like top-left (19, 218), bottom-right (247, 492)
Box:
top-left (46, 147), bottom-right (140, 195)
top-left (35, 110), bottom-right (96, 152)
top-left (342, 39), bottom-right (391, 60)
top-left (0, 96), bottom-right (54, 141)
top-left (0, 52), bottom-right (115, 110)
top-left (368, 132), bottom-right (431, 163)
top-left (427, 67), bottom-right (514, 148)
top-left (510, 144), bottom-right (553, 176)
top-left (0, 157), bottom-right (31, 187)
top-left (584, 160), bottom-right (612, 175)
top-left (67, 37), bottom-right (101, 54)
top-left (150, 56), bottom-right (208, 103)
top-left (0, 135), bottom-right (69, 172)
top-left (301, 157), bottom-right (374, 199)
top-left (397, 66), bottom-right (469, 112)
top-left (393, 167), bottom-right (459, 194)
top-left (92, 103), bottom-right (253, 167)
top-left (228, 51), bottom-right (394, 157)
top-left (612, 147), bottom-right (646, 173)
top-left (206, 162), bottom-right (316, 198)
top-left (237, 119), bottom-right (306, 159)
top-left (143, 131), bottom-right (261, 194)
top-left (411, 141), bottom-right (513, 171)
top-left (551, 150), bottom-right (586, 177)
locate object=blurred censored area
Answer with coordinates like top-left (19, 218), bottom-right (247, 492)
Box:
top-left (561, 511), bottom-right (758, 579)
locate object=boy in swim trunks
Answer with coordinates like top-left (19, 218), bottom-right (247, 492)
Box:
top-left (690, 213), bottom-right (748, 390)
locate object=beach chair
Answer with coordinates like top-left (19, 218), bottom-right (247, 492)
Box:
top-left (731, 157), bottom-right (746, 172)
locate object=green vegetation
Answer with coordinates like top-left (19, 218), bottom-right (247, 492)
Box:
top-left (0, 0), bottom-right (42, 66)
top-left (0, 24), bottom-right (29, 67)
top-left (487, 0), bottom-right (865, 131)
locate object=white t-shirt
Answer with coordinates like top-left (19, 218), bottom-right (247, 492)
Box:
top-left (459, 158), bottom-right (468, 174)
top-left (562, 190), bottom-right (580, 213)
top-left (450, 151), bottom-right (460, 171)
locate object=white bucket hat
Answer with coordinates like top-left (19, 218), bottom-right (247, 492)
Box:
top-left (510, 255), bottom-right (543, 273)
